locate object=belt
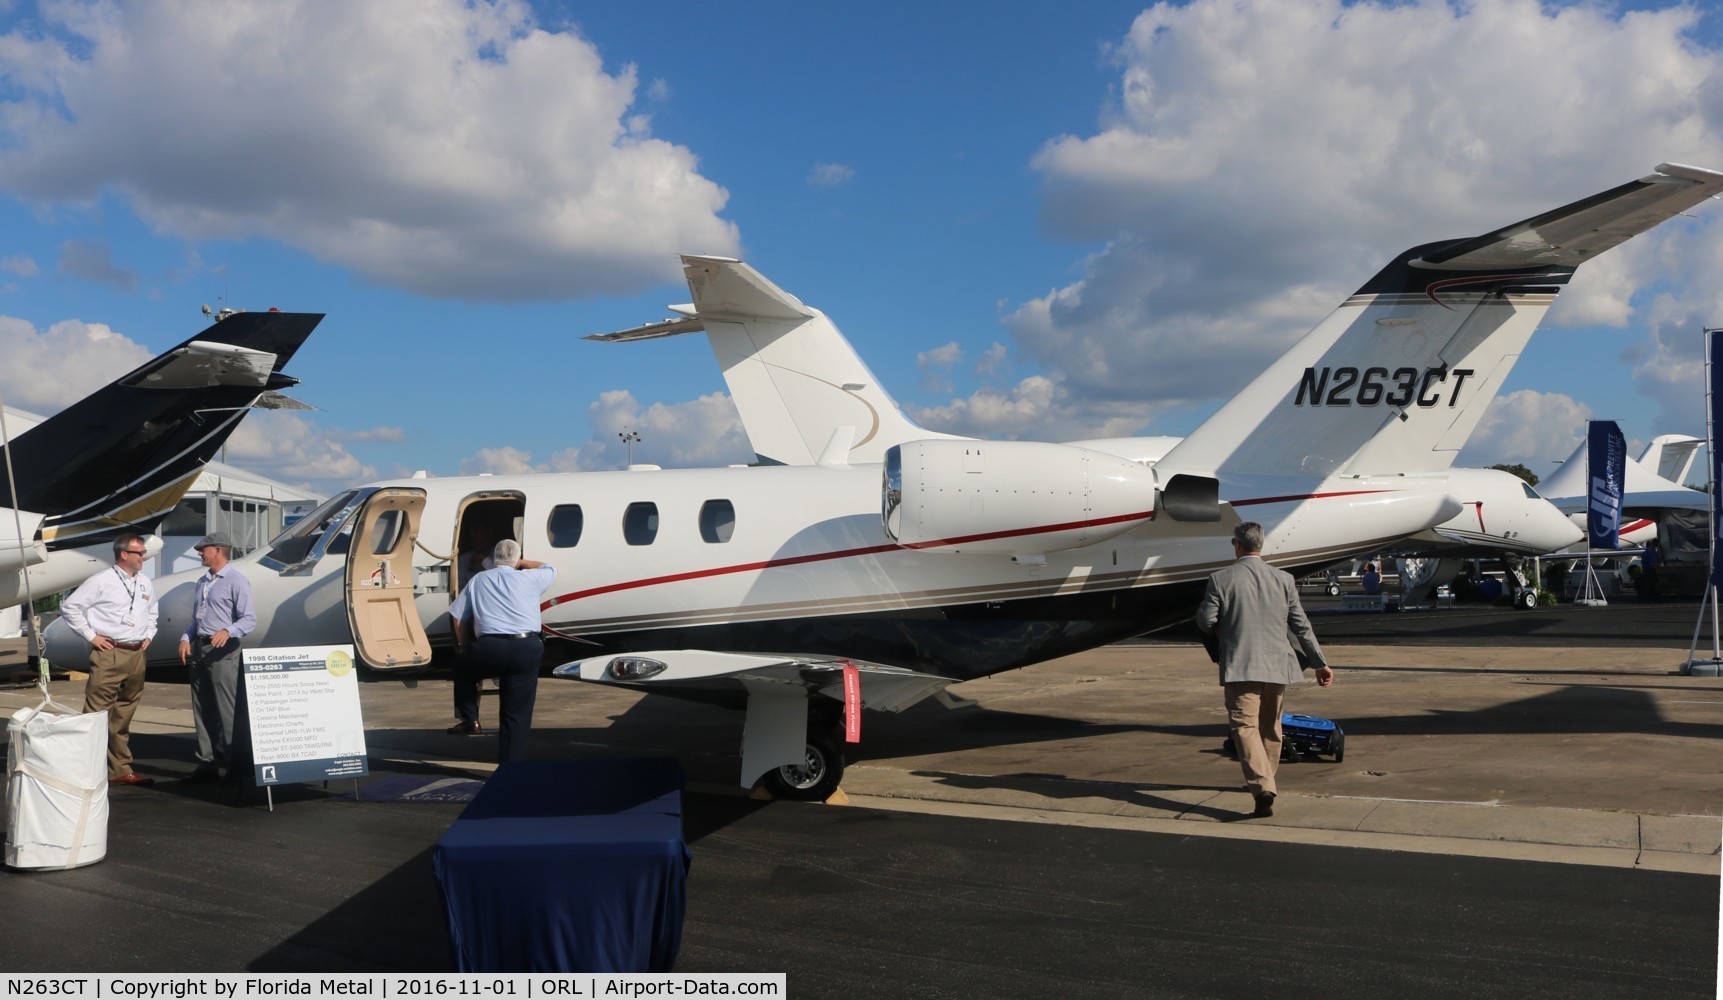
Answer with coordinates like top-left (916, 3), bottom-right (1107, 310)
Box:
top-left (196, 635), bottom-right (230, 644)
top-left (104, 638), bottom-right (146, 651)
top-left (480, 632), bottom-right (541, 640)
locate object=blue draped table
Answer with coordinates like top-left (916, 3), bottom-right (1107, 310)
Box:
top-left (432, 758), bottom-right (690, 972)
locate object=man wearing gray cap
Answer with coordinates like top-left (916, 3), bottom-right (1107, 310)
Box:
top-left (177, 533), bottom-right (257, 784)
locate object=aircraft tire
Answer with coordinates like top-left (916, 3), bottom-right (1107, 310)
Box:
top-left (765, 728), bottom-right (846, 801)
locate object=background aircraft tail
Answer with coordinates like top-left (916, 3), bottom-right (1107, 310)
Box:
top-left (1157, 164), bottom-right (1723, 481)
top-left (588, 255), bottom-right (965, 465)
top-left (1639, 433), bottom-right (1704, 486)
top-left (1, 310), bottom-right (323, 548)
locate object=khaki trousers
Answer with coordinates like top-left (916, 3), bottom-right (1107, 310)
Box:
top-left (84, 644), bottom-right (148, 780)
top-left (1225, 681), bottom-right (1286, 796)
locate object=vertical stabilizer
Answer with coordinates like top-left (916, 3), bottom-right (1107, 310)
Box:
top-left (588, 256), bottom-right (966, 465)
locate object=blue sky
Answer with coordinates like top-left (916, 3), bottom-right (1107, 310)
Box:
top-left (2, 0), bottom-right (1722, 495)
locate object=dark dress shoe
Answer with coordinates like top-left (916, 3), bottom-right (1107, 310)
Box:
top-left (181, 768), bottom-right (220, 785)
top-left (446, 720), bottom-right (483, 736)
top-left (110, 772), bottom-right (154, 786)
top-left (1253, 792), bottom-right (1276, 818)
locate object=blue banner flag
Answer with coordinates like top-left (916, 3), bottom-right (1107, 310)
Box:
top-left (1586, 420), bottom-right (1626, 550)
top-left (1710, 331), bottom-right (1723, 588)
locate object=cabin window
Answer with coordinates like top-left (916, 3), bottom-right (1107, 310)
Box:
top-left (548, 504), bottom-right (585, 547)
top-left (699, 499), bottom-right (735, 543)
top-left (624, 502), bottom-right (659, 546)
top-left (369, 509), bottom-right (406, 555)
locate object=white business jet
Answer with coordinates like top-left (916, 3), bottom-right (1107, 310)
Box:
top-left (1540, 433), bottom-right (1707, 547)
top-left (587, 255), bottom-right (1582, 607)
top-left (49, 164), bottom-right (1721, 798)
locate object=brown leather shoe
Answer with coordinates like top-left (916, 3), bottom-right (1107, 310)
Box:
top-left (446, 720), bottom-right (483, 736)
top-left (110, 772), bottom-right (155, 786)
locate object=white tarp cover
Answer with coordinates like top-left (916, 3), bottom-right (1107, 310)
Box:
top-left (5, 702), bottom-right (109, 870)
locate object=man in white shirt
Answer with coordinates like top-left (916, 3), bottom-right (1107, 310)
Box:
top-left (57, 532), bottom-right (159, 786)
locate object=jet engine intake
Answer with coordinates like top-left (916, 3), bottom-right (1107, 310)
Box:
top-left (882, 440), bottom-right (1156, 555)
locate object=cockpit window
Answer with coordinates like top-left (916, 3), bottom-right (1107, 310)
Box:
top-left (259, 488), bottom-right (367, 571)
top-left (1521, 482), bottom-right (1541, 500)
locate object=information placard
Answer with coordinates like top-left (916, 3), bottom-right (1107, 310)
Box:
top-left (242, 644), bottom-right (369, 785)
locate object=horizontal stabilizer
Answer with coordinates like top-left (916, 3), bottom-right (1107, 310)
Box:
top-left (682, 254), bottom-right (815, 320)
top-left (1415, 163), bottom-right (1723, 270)
top-left (2, 310), bottom-right (322, 539)
top-left (126, 340), bottom-right (278, 389)
top-left (1157, 164), bottom-right (1723, 483)
top-left (584, 316), bottom-right (705, 343)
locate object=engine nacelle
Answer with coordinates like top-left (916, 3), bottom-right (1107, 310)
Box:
top-left (0, 508), bottom-right (48, 575)
top-left (883, 440), bottom-right (1157, 556)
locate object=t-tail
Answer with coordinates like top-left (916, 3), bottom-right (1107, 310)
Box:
top-left (0, 310), bottom-right (323, 549)
top-left (587, 254), bottom-right (966, 466)
top-left (1157, 164), bottom-right (1723, 480)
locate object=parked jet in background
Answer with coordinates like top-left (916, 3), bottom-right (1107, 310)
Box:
top-left (1541, 433), bottom-right (1707, 547)
top-left (47, 164), bottom-right (1722, 798)
top-left (1, 310), bottom-right (321, 613)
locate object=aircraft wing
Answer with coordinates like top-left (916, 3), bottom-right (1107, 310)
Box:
top-left (553, 649), bottom-right (956, 791)
top-left (552, 649), bottom-right (953, 712)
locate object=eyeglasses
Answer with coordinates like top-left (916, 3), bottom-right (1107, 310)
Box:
top-left (121, 549), bottom-right (147, 556)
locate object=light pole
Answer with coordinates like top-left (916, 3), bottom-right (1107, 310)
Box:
top-left (619, 429), bottom-right (641, 466)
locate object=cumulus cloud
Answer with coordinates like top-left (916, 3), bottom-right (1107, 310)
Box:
top-left (456, 389), bottom-right (751, 474)
top-left (0, 314), bottom-right (152, 410)
top-left (808, 162), bottom-right (856, 188)
top-left (221, 411), bottom-right (378, 493)
top-left (57, 239), bottom-right (137, 291)
top-left (1455, 389), bottom-right (1591, 477)
top-left (0, 0), bottom-right (739, 301)
top-left (0, 255), bottom-right (37, 277)
top-left (974, 342), bottom-right (1009, 377)
top-left (911, 374), bottom-right (1169, 442)
top-left (917, 341), bottom-right (962, 393)
top-left (1010, 0), bottom-right (1723, 427)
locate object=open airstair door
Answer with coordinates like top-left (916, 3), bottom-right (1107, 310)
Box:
top-left (345, 487), bottom-right (431, 672)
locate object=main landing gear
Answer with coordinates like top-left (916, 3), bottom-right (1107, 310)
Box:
top-left (762, 701), bottom-right (847, 801)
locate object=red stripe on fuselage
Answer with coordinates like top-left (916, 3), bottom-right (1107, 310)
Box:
top-left (543, 491), bottom-right (1391, 609)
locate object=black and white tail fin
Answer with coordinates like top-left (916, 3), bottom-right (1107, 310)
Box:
top-left (1, 310), bottom-right (323, 548)
top-left (1157, 164), bottom-right (1723, 481)
top-left (587, 255), bottom-right (966, 465)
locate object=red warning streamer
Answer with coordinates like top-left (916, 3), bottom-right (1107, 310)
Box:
top-left (842, 662), bottom-right (861, 743)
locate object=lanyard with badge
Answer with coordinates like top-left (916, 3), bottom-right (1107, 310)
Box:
top-left (114, 566), bottom-right (142, 629)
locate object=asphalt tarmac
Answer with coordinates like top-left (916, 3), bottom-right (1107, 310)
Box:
top-left (1, 596), bottom-right (1719, 996)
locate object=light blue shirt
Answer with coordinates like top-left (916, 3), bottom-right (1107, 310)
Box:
top-left (183, 564), bottom-right (256, 642)
top-left (449, 564), bottom-right (556, 636)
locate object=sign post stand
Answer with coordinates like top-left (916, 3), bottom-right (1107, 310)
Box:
top-left (242, 644), bottom-right (369, 811)
top-left (1684, 327), bottom-right (1723, 676)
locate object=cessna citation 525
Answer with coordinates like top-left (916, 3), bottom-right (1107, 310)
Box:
top-left (2, 310), bottom-right (320, 613)
top-left (48, 163), bottom-right (1720, 798)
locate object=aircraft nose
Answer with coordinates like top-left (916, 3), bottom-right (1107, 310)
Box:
top-left (1533, 506), bottom-right (1586, 552)
top-left (41, 616), bottom-right (90, 670)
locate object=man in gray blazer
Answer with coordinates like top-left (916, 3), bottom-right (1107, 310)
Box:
top-left (1196, 521), bottom-right (1334, 818)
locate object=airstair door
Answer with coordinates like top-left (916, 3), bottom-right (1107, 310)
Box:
top-left (344, 487), bottom-right (431, 672)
